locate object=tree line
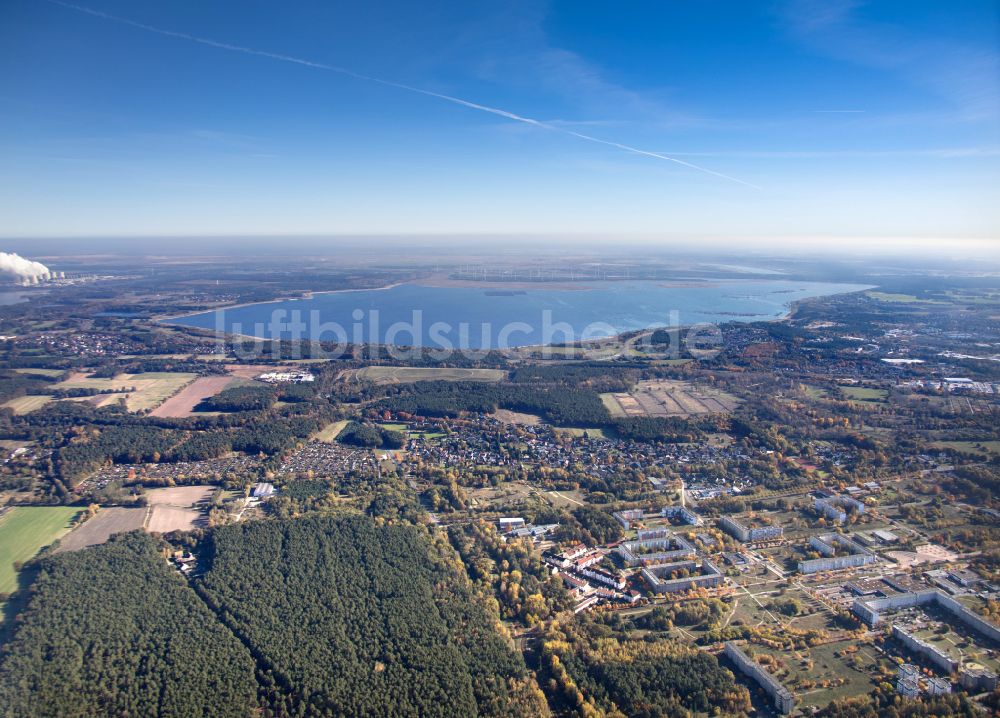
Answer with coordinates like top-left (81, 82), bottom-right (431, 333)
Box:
top-left (0, 532), bottom-right (258, 717)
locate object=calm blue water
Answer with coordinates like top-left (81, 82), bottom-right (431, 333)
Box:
top-left (167, 280), bottom-right (870, 349)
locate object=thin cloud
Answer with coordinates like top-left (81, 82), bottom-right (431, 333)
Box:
top-left (779, 0), bottom-right (1000, 120)
top-left (44, 0), bottom-right (759, 189)
top-left (655, 147), bottom-right (1000, 159)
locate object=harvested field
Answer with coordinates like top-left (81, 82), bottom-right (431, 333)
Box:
top-left (493, 409), bottom-right (541, 425)
top-left (56, 507), bottom-right (147, 552)
top-left (66, 393), bottom-right (125, 409)
top-left (345, 366), bottom-right (507, 385)
top-left (52, 371), bottom-right (197, 412)
top-left (145, 485), bottom-right (217, 506)
top-left (600, 380), bottom-right (739, 418)
top-left (144, 486), bottom-right (215, 532)
top-left (1, 395), bottom-right (52, 415)
top-left (146, 505), bottom-right (204, 533)
top-left (150, 375), bottom-right (236, 417)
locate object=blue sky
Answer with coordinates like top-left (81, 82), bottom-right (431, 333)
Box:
top-left (1, 0), bottom-right (998, 243)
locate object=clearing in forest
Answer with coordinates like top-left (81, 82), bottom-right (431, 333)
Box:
top-left (346, 366), bottom-right (507, 384)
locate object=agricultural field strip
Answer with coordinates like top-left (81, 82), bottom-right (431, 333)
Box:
top-left (1, 395), bottom-right (53, 415)
top-left (53, 371), bottom-right (199, 412)
top-left (0, 507), bottom-right (81, 593)
top-left (601, 380), bottom-right (739, 418)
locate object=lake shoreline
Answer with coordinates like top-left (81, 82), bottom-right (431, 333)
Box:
top-left (160, 278), bottom-right (872, 351)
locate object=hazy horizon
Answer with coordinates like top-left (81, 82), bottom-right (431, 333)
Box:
top-left (3, 234), bottom-right (999, 264)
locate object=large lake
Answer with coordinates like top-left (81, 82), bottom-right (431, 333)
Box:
top-left (167, 280), bottom-right (871, 349)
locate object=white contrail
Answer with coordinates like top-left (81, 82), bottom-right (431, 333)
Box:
top-left (44, 0), bottom-right (759, 189)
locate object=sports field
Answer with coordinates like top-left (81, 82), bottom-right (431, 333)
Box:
top-left (346, 366), bottom-right (507, 384)
top-left (53, 371), bottom-right (197, 412)
top-left (0, 506), bottom-right (81, 593)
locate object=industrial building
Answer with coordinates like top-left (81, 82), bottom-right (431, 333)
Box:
top-left (505, 523), bottom-right (559, 541)
top-left (718, 516), bottom-right (783, 543)
top-left (798, 533), bottom-right (875, 574)
top-left (497, 517), bottom-right (526, 531)
top-left (257, 371), bottom-right (315, 383)
top-left (641, 559), bottom-right (724, 594)
top-left (724, 642), bottom-right (795, 715)
top-left (252, 482), bottom-right (276, 498)
top-left (616, 534), bottom-right (695, 567)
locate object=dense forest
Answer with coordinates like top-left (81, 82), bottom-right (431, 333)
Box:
top-left (337, 421), bottom-right (405, 448)
top-left (42, 406), bottom-right (335, 488)
top-left (373, 380), bottom-right (611, 426)
top-left (197, 514), bottom-right (548, 717)
top-left (369, 380), bottom-right (722, 443)
top-left (0, 533), bottom-right (258, 718)
top-left (538, 614), bottom-right (751, 717)
top-left (198, 384), bottom-right (278, 412)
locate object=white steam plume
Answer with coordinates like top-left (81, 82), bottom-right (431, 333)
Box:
top-left (0, 252), bottom-right (50, 280)
top-left (44, 0), bottom-right (759, 189)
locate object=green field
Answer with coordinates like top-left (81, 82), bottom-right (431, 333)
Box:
top-left (841, 386), bottom-right (888, 402)
top-left (12, 367), bottom-right (65, 378)
top-left (350, 366), bottom-right (507, 384)
top-left (1, 395), bottom-right (53, 415)
top-left (313, 420), bottom-right (348, 442)
top-left (0, 507), bottom-right (81, 593)
top-left (600, 393), bottom-right (627, 417)
top-left (930, 440), bottom-right (1000, 457)
top-left (865, 291), bottom-right (943, 305)
top-left (53, 371), bottom-right (197, 412)
top-left (803, 384), bottom-right (831, 400)
top-left (554, 427), bottom-right (608, 440)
